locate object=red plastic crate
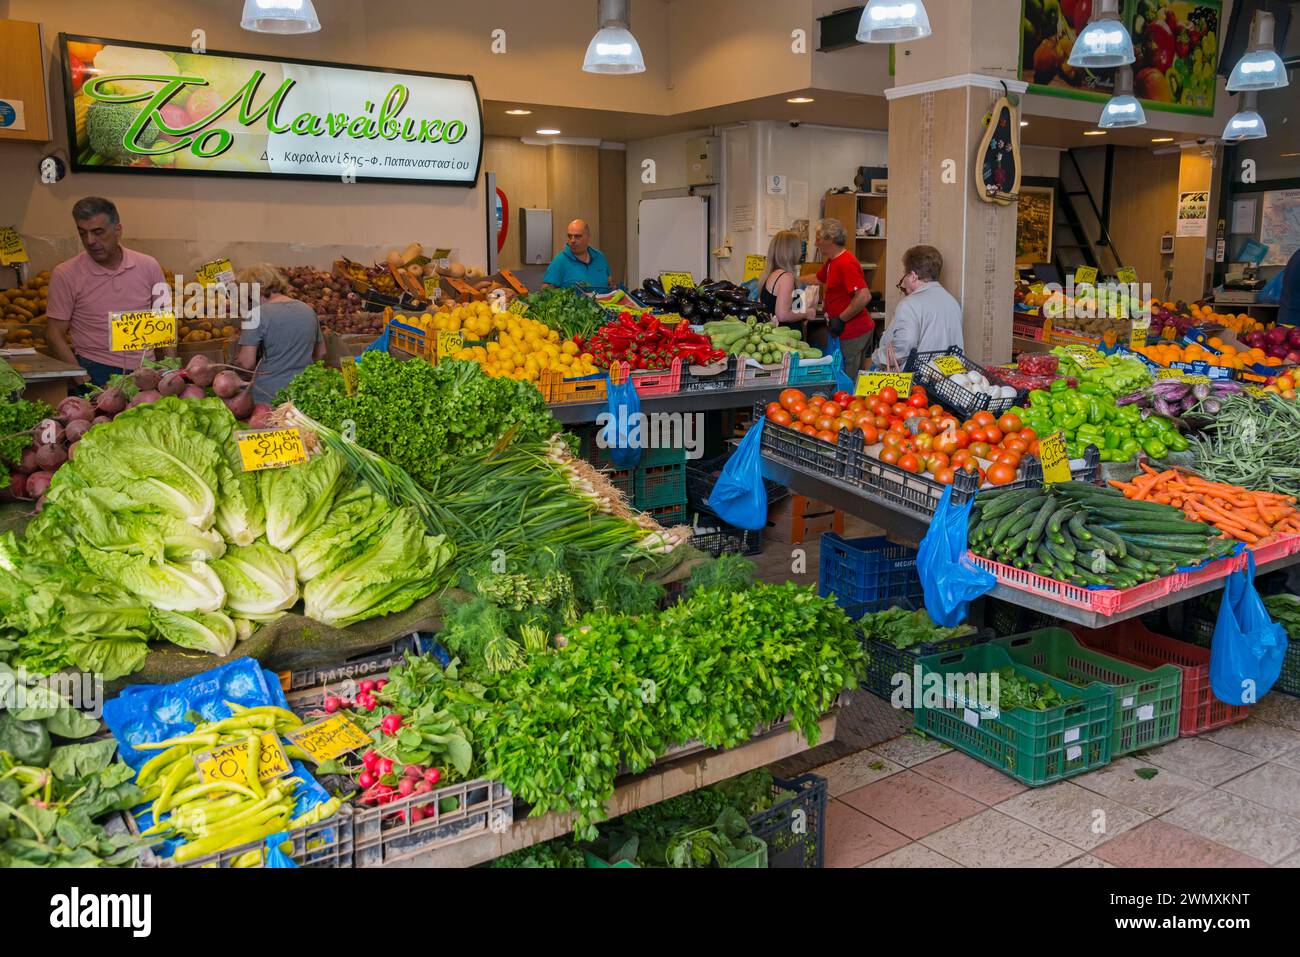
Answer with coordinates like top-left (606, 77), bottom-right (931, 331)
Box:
top-left (1249, 533), bottom-right (1300, 565)
top-left (1180, 552), bottom-right (1246, 589)
top-left (969, 553), bottom-right (1180, 618)
top-left (611, 358), bottom-right (683, 397)
top-left (1073, 621), bottom-right (1250, 737)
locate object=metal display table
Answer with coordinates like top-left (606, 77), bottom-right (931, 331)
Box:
top-left (549, 380), bottom-right (832, 425)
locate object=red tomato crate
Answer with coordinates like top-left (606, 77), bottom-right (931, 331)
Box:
top-left (1072, 620), bottom-right (1250, 737)
top-left (611, 358), bottom-right (683, 397)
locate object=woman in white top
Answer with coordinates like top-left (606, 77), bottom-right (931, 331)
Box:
top-left (759, 230), bottom-right (812, 325)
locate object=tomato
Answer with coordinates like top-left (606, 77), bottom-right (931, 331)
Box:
top-left (987, 462), bottom-right (1018, 486)
top-left (938, 416), bottom-right (959, 433)
top-left (928, 404), bottom-right (945, 419)
top-left (790, 401), bottom-right (807, 416)
top-left (898, 453), bottom-right (921, 473)
top-left (873, 415), bottom-right (890, 430)
top-left (779, 389), bottom-right (806, 409)
top-left (934, 467), bottom-right (956, 486)
top-left (834, 417), bottom-right (855, 432)
top-left (951, 450), bottom-right (974, 468)
top-left (799, 407), bottom-right (820, 426)
top-left (833, 391), bottom-right (853, 407)
top-left (907, 393), bottom-right (928, 409)
top-left (951, 429), bottom-right (971, 450)
top-left (849, 400), bottom-right (867, 414)
top-left (934, 433), bottom-right (959, 455)
top-left (879, 447), bottom-right (902, 465)
top-left (888, 420), bottom-right (908, 436)
top-left (878, 387), bottom-right (898, 405)
top-left (926, 452), bottom-right (950, 473)
top-left (1005, 438), bottom-right (1029, 454)
top-left (870, 399), bottom-right (891, 417)
top-left (812, 415), bottom-right (833, 432)
top-left (766, 402), bottom-right (783, 418)
top-left (821, 402), bottom-right (843, 419)
top-left (969, 441), bottom-right (992, 459)
top-left (770, 410), bottom-right (793, 427)
top-left (915, 419), bottom-right (936, 436)
top-left (914, 433), bottom-right (935, 451)
top-left (859, 425), bottom-right (879, 444)
top-left (1001, 430), bottom-right (1021, 444)
top-left (1027, 439), bottom-right (1040, 456)
top-left (1020, 427), bottom-right (1038, 442)
top-left (998, 413), bottom-right (1023, 433)
top-left (994, 449), bottom-right (1022, 467)
top-left (984, 426), bottom-right (1004, 445)
top-left (903, 408), bottom-right (925, 422)
top-left (967, 427), bottom-right (988, 444)
top-left (973, 411), bottom-right (996, 428)
top-left (958, 461), bottom-right (986, 483)
top-left (815, 429), bottom-right (837, 444)
top-left (892, 403), bottom-right (910, 418)
top-left (809, 395), bottom-right (826, 408)
top-left (882, 432), bottom-right (904, 450)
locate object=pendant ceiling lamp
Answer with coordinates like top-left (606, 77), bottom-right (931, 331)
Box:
top-left (583, 0), bottom-right (646, 74)
top-left (1068, 0), bottom-right (1134, 69)
top-left (1098, 65), bottom-right (1146, 128)
top-left (1223, 91), bottom-right (1267, 142)
top-left (1227, 10), bottom-right (1289, 92)
top-left (856, 0), bottom-right (932, 43)
top-left (240, 0), bottom-right (320, 34)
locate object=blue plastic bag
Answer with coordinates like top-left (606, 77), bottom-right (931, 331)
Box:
top-left (1210, 551), bottom-right (1288, 704)
top-left (364, 322), bottom-right (391, 353)
top-left (601, 372), bottom-right (642, 470)
top-left (826, 335), bottom-right (856, 395)
top-left (917, 485), bottom-right (996, 628)
top-left (706, 419), bottom-right (768, 531)
top-left (1258, 269), bottom-right (1284, 305)
top-left (264, 832), bottom-right (299, 868)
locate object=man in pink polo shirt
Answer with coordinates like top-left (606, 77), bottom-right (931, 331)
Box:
top-left (46, 197), bottom-right (171, 387)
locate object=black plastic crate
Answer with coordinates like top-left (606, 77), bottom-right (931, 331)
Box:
top-left (747, 774), bottom-right (828, 869)
top-left (985, 597), bottom-right (1061, 636)
top-left (837, 427), bottom-right (983, 516)
top-left (863, 625), bottom-right (993, 708)
top-left (277, 632), bottom-right (433, 698)
top-left (690, 514), bottom-right (763, 557)
top-left (754, 402), bottom-right (851, 479)
top-left (686, 451), bottom-right (790, 519)
top-left (906, 346), bottom-right (1025, 419)
top-left (680, 355), bottom-right (739, 394)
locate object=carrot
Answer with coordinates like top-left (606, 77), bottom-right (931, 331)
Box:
top-left (1214, 522), bottom-right (1258, 543)
top-left (1198, 499), bottom-right (1271, 537)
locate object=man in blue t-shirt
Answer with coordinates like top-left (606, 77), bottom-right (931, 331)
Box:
top-left (542, 219), bottom-right (613, 289)
top-left (1280, 248), bottom-right (1300, 326)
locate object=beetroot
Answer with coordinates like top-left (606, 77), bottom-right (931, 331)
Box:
top-left (93, 387), bottom-right (128, 416)
top-left (65, 419), bottom-right (92, 444)
top-left (158, 370), bottom-right (187, 397)
top-left (57, 396), bottom-right (94, 422)
top-left (67, 441), bottom-right (77, 461)
top-left (92, 415), bottom-right (111, 426)
top-left (26, 471), bottom-right (53, 499)
top-left (223, 388), bottom-right (254, 420)
top-left (34, 418), bottom-right (64, 446)
top-left (34, 443), bottom-right (67, 472)
top-left (248, 405), bottom-right (274, 430)
top-left (33, 495), bottom-right (44, 514)
top-left (132, 367), bottom-right (162, 391)
top-left (185, 355), bottom-right (217, 388)
top-left (180, 385), bottom-right (207, 400)
top-left (7, 472), bottom-right (25, 500)
top-left (18, 447), bottom-right (38, 475)
top-left (212, 370), bottom-right (244, 398)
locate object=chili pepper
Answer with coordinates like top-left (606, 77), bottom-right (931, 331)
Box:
top-left (155, 759), bottom-right (197, 815)
top-left (137, 743), bottom-right (197, 786)
top-left (168, 779), bottom-right (261, 808)
top-left (172, 811), bottom-right (292, 864)
top-left (133, 732), bottom-right (221, 752)
top-left (244, 733), bottom-right (264, 799)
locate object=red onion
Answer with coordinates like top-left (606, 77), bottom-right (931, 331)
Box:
top-left (57, 396), bottom-right (94, 422)
top-left (212, 370), bottom-right (244, 399)
top-left (65, 419), bottom-right (92, 444)
top-left (93, 387), bottom-right (128, 416)
top-left (132, 367), bottom-right (162, 391)
top-left (34, 443), bottom-right (67, 471)
top-left (26, 471), bottom-right (53, 499)
top-left (223, 388), bottom-right (254, 420)
top-left (158, 370), bottom-right (187, 397)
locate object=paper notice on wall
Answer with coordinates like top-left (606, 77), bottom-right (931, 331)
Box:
top-left (765, 196), bottom-right (788, 236)
top-left (731, 203), bottom-right (755, 233)
top-left (767, 175), bottom-right (788, 196)
top-left (789, 179), bottom-right (809, 219)
top-left (1177, 190), bottom-right (1209, 238)
top-left (1232, 198), bottom-right (1257, 235)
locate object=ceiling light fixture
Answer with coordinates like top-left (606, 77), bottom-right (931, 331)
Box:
top-left (240, 0), bottom-right (320, 34)
top-left (1020, 120), bottom-right (1030, 126)
top-left (1228, 10), bottom-right (1289, 92)
top-left (536, 129), bottom-right (562, 136)
top-left (506, 109), bottom-right (533, 116)
top-left (1098, 65), bottom-right (1146, 128)
top-left (583, 0), bottom-right (646, 74)
top-left (1223, 91), bottom-right (1267, 142)
top-left (1083, 130), bottom-right (1107, 136)
top-left (788, 97), bottom-right (815, 104)
top-left (856, 0), bottom-right (932, 43)
top-left (1068, 0), bottom-right (1134, 68)
top-left (1151, 137), bottom-right (1175, 143)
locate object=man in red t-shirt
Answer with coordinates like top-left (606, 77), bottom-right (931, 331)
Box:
top-left (809, 218), bottom-right (873, 378)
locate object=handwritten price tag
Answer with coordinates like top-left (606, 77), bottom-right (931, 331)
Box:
top-left (0, 226), bottom-right (29, 265)
top-left (1128, 319), bottom-right (1151, 352)
top-left (195, 258), bottom-right (235, 286)
top-left (436, 330), bottom-right (464, 362)
top-left (507, 298), bottom-right (530, 316)
top-left (286, 714), bottom-right (372, 763)
top-left (1115, 267), bottom-right (1139, 286)
top-left (1245, 385), bottom-right (1269, 398)
top-left (339, 356), bottom-right (358, 396)
top-left (1155, 368), bottom-right (1185, 380)
top-left (236, 428), bottom-right (308, 472)
top-left (855, 371), bottom-right (913, 398)
top-left (1038, 430), bottom-right (1072, 485)
top-left (109, 311), bottom-right (177, 352)
top-left (660, 272), bottom-right (695, 294)
top-left (931, 355), bottom-right (966, 377)
top-left (194, 731), bottom-right (291, 787)
top-left (1063, 345), bottom-right (1107, 370)
top-left (742, 255), bottom-right (767, 283)
top-left (1073, 266), bottom-right (1099, 287)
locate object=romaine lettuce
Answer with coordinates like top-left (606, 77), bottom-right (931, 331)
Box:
top-left (150, 608), bottom-right (237, 658)
top-left (289, 485), bottom-right (390, 581)
top-left (262, 448), bottom-right (346, 551)
top-left (76, 545), bottom-right (225, 613)
top-left (209, 541), bottom-right (298, 617)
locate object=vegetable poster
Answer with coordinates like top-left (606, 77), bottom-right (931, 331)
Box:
top-left (1020, 0), bottom-right (1220, 115)
top-left (60, 35), bottom-right (483, 185)
top-left (1177, 190), bottom-right (1209, 238)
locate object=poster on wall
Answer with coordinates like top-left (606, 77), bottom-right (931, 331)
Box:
top-left (60, 35), bottom-right (483, 187)
top-left (1260, 189), bottom-right (1300, 267)
top-left (1177, 190), bottom-right (1209, 238)
top-left (1017, 186), bottom-right (1055, 265)
top-left (1020, 0), bottom-right (1220, 116)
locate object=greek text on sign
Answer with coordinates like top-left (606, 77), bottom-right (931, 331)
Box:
top-left (855, 372), bottom-right (913, 398)
top-left (931, 355), bottom-right (966, 377)
top-left (195, 259), bottom-right (235, 286)
top-left (507, 298), bottom-right (530, 316)
top-left (1156, 368), bottom-right (1184, 380)
top-left (1073, 266), bottom-right (1098, 287)
top-left (286, 714), bottom-right (372, 763)
top-left (109, 311), bottom-right (177, 352)
top-left (1116, 267), bottom-right (1138, 286)
top-left (0, 226), bottom-right (29, 265)
top-left (742, 255), bottom-right (767, 283)
top-left (194, 731), bottom-right (291, 786)
top-left (1064, 346), bottom-right (1107, 370)
top-left (237, 428), bottom-right (308, 472)
top-left (437, 330), bottom-right (464, 361)
top-left (660, 272), bottom-right (695, 294)
top-left (1038, 430), bottom-right (1072, 484)
top-left (339, 356), bottom-right (358, 396)
top-left (1129, 320), bottom-right (1151, 352)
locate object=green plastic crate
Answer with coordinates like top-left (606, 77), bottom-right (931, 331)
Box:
top-left (994, 629), bottom-right (1181, 755)
top-left (634, 463), bottom-right (687, 509)
top-left (914, 643), bottom-right (1113, 787)
top-left (724, 834), bottom-right (768, 868)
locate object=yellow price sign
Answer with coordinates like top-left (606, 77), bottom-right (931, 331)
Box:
top-left (1028, 282), bottom-right (1045, 295)
top-left (109, 311), bottom-right (177, 352)
top-left (236, 428), bottom-right (308, 472)
top-left (931, 355), bottom-right (966, 377)
top-left (1245, 385), bottom-right (1269, 398)
top-left (1128, 319), bottom-right (1150, 352)
top-left (423, 277), bottom-right (441, 301)
top-left (855, 371), bottom-right (914, 398)
top-left (1063, 345), bottom-right (1107, 370)
top-left (507, 298), bottom-right (530, 316)
top-left (339, 356), bottom-right (358, 396)
top-left (660, 272), bottom-right (695, 294)
top-left (194, 731), bottom-right (292, 787)
top-left (1155, 367), bottom-right (1185, 380)
top-left (1073, 266), bottom-right (1099, 287)
top-left (1115, 267), bottom-right (1138, 286)
top-left (0, 226), bottom-right (29, 265)
top-left (742, 255), bottom-right (767, 283)
top-left (436, 330), bottom-right (464, 362)
top-left (286, 714), bottom-right (372, 764)
top-left (1038, 430), bottom-right (1072, 484)
top-left (1182, 374), bottom-right (1212, 386)
top-left (195, 258), bottom-right (235, 286)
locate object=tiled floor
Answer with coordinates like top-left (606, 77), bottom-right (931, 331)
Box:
top-left (815, 695), bottom-right (1300, 867)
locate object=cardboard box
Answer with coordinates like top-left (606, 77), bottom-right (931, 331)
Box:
top-left (325, 329), bottom-right (377, 366)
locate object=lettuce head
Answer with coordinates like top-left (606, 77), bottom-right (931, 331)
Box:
top-left (261, 448), bottom-right (346, 552)
top-left (209, 541), bottom-right (298, 617)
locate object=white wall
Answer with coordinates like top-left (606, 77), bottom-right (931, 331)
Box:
top-left (1022, 146), bottom-right (1062, 179)
top-left (624, 129), bottom-right (715, 287)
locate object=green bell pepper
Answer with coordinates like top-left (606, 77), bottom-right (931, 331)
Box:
top-left (1102, 426), bottom-right (1122, 449)
top-left (1165, 431), bottom-right (1189, 453)
top-left (1050, 378), bottom-right (1069, 393)
top-left (1142, 437), bottom-right (1169, 459)
top-left (1119, 438), bottom-right (1141, 460)
top-left (1077, 382), bottom-right (1106, 396)
top-left (1135, 420), bottom-right (1156, 439)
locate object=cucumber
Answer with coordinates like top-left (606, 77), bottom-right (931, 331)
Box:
top-left (1048, 505), bottom-right (1077, 537)
top-left (980, 489), bottom-right (1041, 521)
top-left (1025, 498), bottom-right (1059, 546)
top-left (1122, 535), bottom-right (1211, 554)
top-left (1046, 539), bottom-right (1076, 565)
top-left (1099, 521), bottom-right (1215, 536)
top-left (1067, 512), bottom-right (1093, 542)
top-left (991, 496), bottom-right (1047, 544)
top-left (1088, 527), bottom-right (1127, 559)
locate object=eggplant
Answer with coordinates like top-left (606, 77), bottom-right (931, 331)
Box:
top-left (679, 301), bottom-right (698, 319)
top-left (662, 295), bottom-right (680, 311)
top-left (644, 278), bottom-right (666, 298)
top-left (639, 292), bottom-right (668, 308)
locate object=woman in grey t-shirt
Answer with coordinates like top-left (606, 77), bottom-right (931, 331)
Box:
top-left (234, 263), bottom-right (326, 404)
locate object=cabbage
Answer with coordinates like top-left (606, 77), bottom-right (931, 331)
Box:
top-left (150, 608), bottom-right (237, 658)
top-left (46, 487), bottom-right (226, 563)
top-left (77, 545), bottom-right (225, 613)
top-left (261, 448), bottom-right (347, 552)
top-left (303, 509), bottom-right (453, 627)
top-left (290, 485), bottom-right (390, 581)
top-left (209, 541), bottom-right (298, 617)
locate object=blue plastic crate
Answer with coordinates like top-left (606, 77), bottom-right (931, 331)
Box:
top-left (785, 353), bottom-right (837, 387)
top-left (817, 533), bottom-right (924, 615)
